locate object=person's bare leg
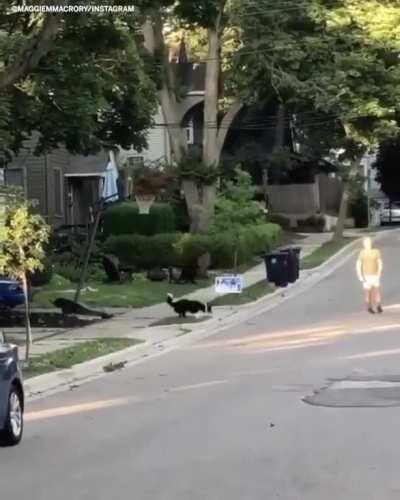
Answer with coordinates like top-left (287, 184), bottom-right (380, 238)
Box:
top-left (374, 286), bottom-right (383, 313)
top-left (365, 288), bottom-right (374, 313)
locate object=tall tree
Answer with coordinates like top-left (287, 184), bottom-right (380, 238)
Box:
top-left (0, 188), bottom-right (49, 362)
top-left (141, 1), bottom-right (243, 232)
top-left (233, 0), bottom-right (400, 238)
top-left (0, 2), bottom-right (158, 158)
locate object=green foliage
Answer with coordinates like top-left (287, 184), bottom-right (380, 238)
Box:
top-left (0, 9), bottom-right (158, 158)
top-left (0, 197), bottom-right (50, 279)
top-left (209, 223), bottom-right (282, 268)
top-left (233, 0), bottom-right (400, 156)
top-left (103, 233), bottom-right (181, 269)
top-left (28, 258), bottom-right (54, 287)
top-left (102, 202), bottom-right (176, 237)
top-left (174, 233), bottom-right (212, 265)
top-left (267, 213), bottom-right (291, 229)
top-left (212, 166), bottom-right (264, 232)
top-left (53, 263), bottom-right (83, 284)
top-left (177, 158), bottom-right (220, 184)
top-left (53, 262), bottom-right (106, 284)
top-left (103, 222), bottom-right (282, 271)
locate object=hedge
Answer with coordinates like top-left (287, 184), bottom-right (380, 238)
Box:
top-left (103, 223), bottom-right (282, 271)
top-left (102, 202), bottom-right (176, 237)
top-left (103, 233), bottom-right (182, 269)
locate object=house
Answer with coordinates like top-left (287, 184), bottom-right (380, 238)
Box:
top-left (3, 133), bottom-right (112, 227)
top-left (2, 39), bottom-right (343, 227)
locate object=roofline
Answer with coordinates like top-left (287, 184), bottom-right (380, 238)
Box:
top-left (64, 173), bottom-right (104, 178)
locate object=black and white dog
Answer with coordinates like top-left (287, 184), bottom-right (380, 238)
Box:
top-left (166, 293), bottom-right (212, 318)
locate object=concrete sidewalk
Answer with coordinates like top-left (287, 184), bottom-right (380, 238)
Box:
top-left (15, 231), bottom-right (358, 359)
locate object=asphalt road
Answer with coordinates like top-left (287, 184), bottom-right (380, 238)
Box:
top-left (2, 232), bottom-right (400, 499)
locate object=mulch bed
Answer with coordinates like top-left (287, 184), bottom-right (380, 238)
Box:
top-left (0, 310), bottom-right (101, 329)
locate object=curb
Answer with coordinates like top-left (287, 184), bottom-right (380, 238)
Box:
top-left (25, 228), bottom-right (398, 401)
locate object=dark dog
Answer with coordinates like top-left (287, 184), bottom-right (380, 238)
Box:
top-left (53, 298), bottom-right (112, 319)
top-left (166, 293), bottom-right (212, 318)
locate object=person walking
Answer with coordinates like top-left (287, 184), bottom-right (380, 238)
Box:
top-left (356, 237), bottom-right (383, 314)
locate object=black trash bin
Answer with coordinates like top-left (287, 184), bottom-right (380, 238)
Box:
top-left (263, 252), bottom-right (290, 287)
top-left (279, 246), bottom-right (301, 282)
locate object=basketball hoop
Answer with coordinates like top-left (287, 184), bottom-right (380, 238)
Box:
top-left (135, 194), bottom-right (155, 214)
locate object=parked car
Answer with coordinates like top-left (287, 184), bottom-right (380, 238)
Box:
top-left (0, 342), bottom-right (24, 446)
top-left (380, 201), bottom-right (400, 225)
top-left (0, 279), bottom-right (25, 309)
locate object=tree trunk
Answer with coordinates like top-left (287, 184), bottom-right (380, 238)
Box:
top-left (21, 273), bottom-right (32, 362)
top-left (273, 103), bottom-right (285, 151)
top-left (182, 180), bottom-right (216, 233)
top-left (142, 17), bottom-right (224, 233)
top-left (74, 201), bottom-right (103, 303)
top-left (142, 17), bottom-right (187, 163)
top-left (203, 27), bottom-right (220, 168)
top-left (333, 185), bottom-right (349, 240)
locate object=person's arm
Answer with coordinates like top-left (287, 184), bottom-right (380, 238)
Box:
top-left (356, 253), bottom-right (364, 282)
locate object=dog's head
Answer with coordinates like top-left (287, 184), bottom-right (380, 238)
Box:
top-left (206, 303), bottom-right (213, 314)
top-left (166, 293), bottom-right (174, 304)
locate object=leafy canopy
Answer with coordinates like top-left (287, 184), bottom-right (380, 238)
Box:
top-left (0, 5), bottom-right (158, 158)
top-left (233, 0), bottom-right (400, 155)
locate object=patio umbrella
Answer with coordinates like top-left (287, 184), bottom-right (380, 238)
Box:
top-left (102, 161), bottom-right (119, 203)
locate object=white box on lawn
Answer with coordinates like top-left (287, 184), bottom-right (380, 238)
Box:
top-left (215, 275), bottom-right (244, 294)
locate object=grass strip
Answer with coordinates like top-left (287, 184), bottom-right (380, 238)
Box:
top-left (210, 280), bottom-right (275, 307)
top-left (33, 276), bottom-right (211, 309)
top-left (23, 338), bottom-right (143, 379)
top-left (301, 237), bottom-right (356, 270)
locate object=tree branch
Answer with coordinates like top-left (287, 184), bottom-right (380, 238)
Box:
top-left (0, 3), bottom-right (67, 91)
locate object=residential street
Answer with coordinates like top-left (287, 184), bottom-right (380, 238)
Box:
top-left (2, 232), bottom-right (400, 499)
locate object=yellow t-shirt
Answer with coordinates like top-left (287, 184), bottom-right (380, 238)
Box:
top-left (359, 249), bottom-right (381, 276)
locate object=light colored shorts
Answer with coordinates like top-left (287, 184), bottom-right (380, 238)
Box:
top-left (363, 275), bottom-right (380, 290)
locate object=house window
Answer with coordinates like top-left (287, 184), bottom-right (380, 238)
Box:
top-left (186, 119), bottom-right (194, 145)
top-left (127, 156), bottom-right (144, 169)
top-left (53, 168), bottom-right (63, 216)
top-left (4, 168), bottom-right (26, 192)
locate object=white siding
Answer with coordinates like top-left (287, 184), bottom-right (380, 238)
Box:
top-left (121, 107), bottom-right (171, 165)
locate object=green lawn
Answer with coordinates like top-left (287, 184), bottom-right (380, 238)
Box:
top-left (301, 237), bottom-right (356, 270)
top-left (33, 274), bottom-right (211, 309)
top-left (210, 280), bottom-right (275, 307)
top-left (23, 338), bottom-right (142, 378)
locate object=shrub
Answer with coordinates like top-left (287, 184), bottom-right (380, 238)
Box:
top-left (297, 215), bottom-right (325, 232)
top-left (210, 223), bottom-right (282, 268)
top-left (267, 213), bottom-right (291, 229)
top-left (212, 167), bottom-right (265, 232)
top-left (103, 233), bottom-right (181, 269)
top-left (28, 258), bottom-right (54, 286)
top-left (53, 262), bottom-right (82, 283)
top-left (102, 202), bottom-right (176, 237)
top-left (54, 262), bottom-right (107, 283)
top-left (102, 223), bottom-right (282, 271)
top-left (174, 233), bottom-right (213, 266)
